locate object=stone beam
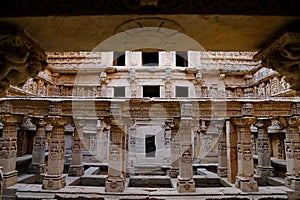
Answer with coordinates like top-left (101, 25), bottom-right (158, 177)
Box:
top-left (0, 0), bottom-right (299, 16)
top-left (0, 23), bottom-right (47, 97)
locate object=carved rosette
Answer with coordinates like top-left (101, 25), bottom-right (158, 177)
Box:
top-left (0, 23), bottom-right (47, 97)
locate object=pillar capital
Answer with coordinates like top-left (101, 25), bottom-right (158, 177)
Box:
top-left (0, 114), bottom-right (23, 125)
top-left (255, 118), bottom-right (272, 129)
top-left (231, 117), bottom-right (256, 127)
top-left (46, 116), bottom-right (72, 127)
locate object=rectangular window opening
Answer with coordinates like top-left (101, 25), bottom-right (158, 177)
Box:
top-left (176, 51), bottom-right (188, 67)
top-left (113, 52), bottom-right (125, 66)
top-left (176, 86), bottom-right (189, 97)
top-left (142, 52), bottom-right (159, 66)
top-left (143, 86), bottom-right (160, 98)
top-left (114, 86), bottom-right (126, 97)
top-left (145, 135), bottom-right (156, 157)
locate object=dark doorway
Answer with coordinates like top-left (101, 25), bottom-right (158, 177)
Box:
top-left (143, 86), bottom-right (160, 98)
top-left (142, 52), bottom-right (159, 66)
top-left (146, 135), bottom-right (156, 157)
top-left (176, 86), bottom-right (189, 97)
top-left (113, 52), bottom-right (125, 66)
top-left (114, 86), bottom-right (126, 97)
top-left (176, 51), bottom-right (188, 67)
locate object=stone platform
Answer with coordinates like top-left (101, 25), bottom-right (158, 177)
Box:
top-left (9, 182), bottom-right (291, 200)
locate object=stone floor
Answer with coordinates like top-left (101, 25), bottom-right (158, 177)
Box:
top-left (7, 179), bottom-right (293, 200)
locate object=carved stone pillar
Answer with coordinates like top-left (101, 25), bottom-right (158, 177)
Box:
top-left (177, 103), bottom-right (196, 193)
top-left (96, 118), bottom-right (109, 163)
top-left (68, 120), bottom-right (85, 177)
top-left (170, 130), bottom-right (180, 178)
top-left (255, 119), bottom-right (273, 182)
top-left (217, 124), bottom-right (227, 178)
top-left (28, 118), bottom-right (47, 183)
top-left (285, 116), bottom-right (300, 190)
top-left (0, 115), bottom-right (21, 188)
top-left (226, 120), bottom-right (238, 183)
top-left (105, 102), bottom-right (126, 192)
top-left (231, 117), bottom-right (258, 192)
top-left (43, 116), bottom-right (69, 190)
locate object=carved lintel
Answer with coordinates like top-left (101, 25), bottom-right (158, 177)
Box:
top-left (0, 23), bottom-right (47, 97)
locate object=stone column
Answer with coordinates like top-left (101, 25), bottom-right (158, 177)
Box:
top-left (105, 102), bottom-right (126, 192)
top-left (43, 116), bottom-right (69, 190)
top-left (96, 118), bottom-right (109, 163)
top-left (217, 124), bottom-right (228, 178)
top-left (68, 120), bottom-right (85, 176)
top-left (226, 120), bottom-right (238, 183)
top-left (177, 103), bottom-right (196, 193)
top-left (255, 119), bottom-right (273, 183)
top-left (170, 130), bottom-right (180, 178)
top-left (285, 116), bottom-right (300, 190)
top-left (232, 117), bottom-right (258, 192)
top-left (0, 115), bottom-right (21, 188)
top-left (28, 118), bottom-right (47, 183)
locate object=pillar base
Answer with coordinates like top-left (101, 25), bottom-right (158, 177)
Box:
top-left (105, 176), bottom-right (125, 192)
top-left (170, 167), bottom-right (179, 178)
top-left (285, 176), bottom-right (300, 191)
top-left (42, 175), bottom-right (66, 190)
top-left (28, 163), bottom-right (46, 183)
top-left (217, 167), bottom-right (228, 178)
top-left (68, 165), bottom-right (84, 176)
top-left (256, 166), bottom-right (274, 177)
top-left (2, 170), bottom-right (18, 188)
top-left (177, 177), bottom-right (195, 193)
top-left (235, 176), bottom-right (258, 192)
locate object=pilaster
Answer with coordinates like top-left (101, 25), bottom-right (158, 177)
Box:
top-left (217, 124), bottom-right (228, 178)
top-left (231, 117), bottom-right (258, 192)
top-left (28, 118), bottom-right (47, 183)
top-left (68, 119), bottom-right (85, 177)
top-left (285, 116), bottom-right (300, 190)
top-left (226, 120), bottom-right (238, 183)
top-left (255, 118), bottom-right (273, 183)
top-left (0, 115), bottom-right (22, 188)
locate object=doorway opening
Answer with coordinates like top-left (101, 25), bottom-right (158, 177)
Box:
top-left (145, 135), bottom-right (156, 157)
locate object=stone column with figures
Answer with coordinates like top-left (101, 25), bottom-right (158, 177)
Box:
top-left (105, 102), bottom-right (127, 192)
top-left (231, 117), bottom-right (258, 192)
top-left (43, 116), bottom-right (70, 190)
top-left (96, 118), bottom-right (110, 163)
top-left (255, 118), bottom-right (273, 183)
top-left (177, 103), bottom-right (196, 193)
top-left (68, 119), bottom-right (85, 176)
top-left (0, 115), bottom-right (22, 188)
top-left (285, 114), bottom-right (300, 190)
top-left (217, 124), bottom-right (228, 178)
top-left (28, 118), bottom-right (47, 183)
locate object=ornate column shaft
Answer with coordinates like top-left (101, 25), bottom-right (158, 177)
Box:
top-left (43, 116), bottom-right (69, 190)
top-left (105, 102), bottom-right (126, 192)
top-left (226, 120), bottom-right (238, 183)
top-left (96, 118), bottom-right (109, 163)
top-left (177, 103), bottom-right (196, 193)
top-left (170, 129), bottom-right (180, 178)
top-left (217, 124), bottom-right (228, 177)
top-left (28, 118), bottom-right (47, 183)
top-left (0, 115), bottom-right (21, 188)
top-left (255, 119), bottom-right (273, 182)
top-left (68, 120), bottom-right (85, 176)
top-left (285, 116), bottom-right (300, 190)
top-left (232, 117), bottom-right (258, 192)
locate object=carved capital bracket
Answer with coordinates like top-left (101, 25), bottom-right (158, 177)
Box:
top-left (0, 23), bottom-right (47, 97)
top-left (254, 32), bottom-right (300, 94)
